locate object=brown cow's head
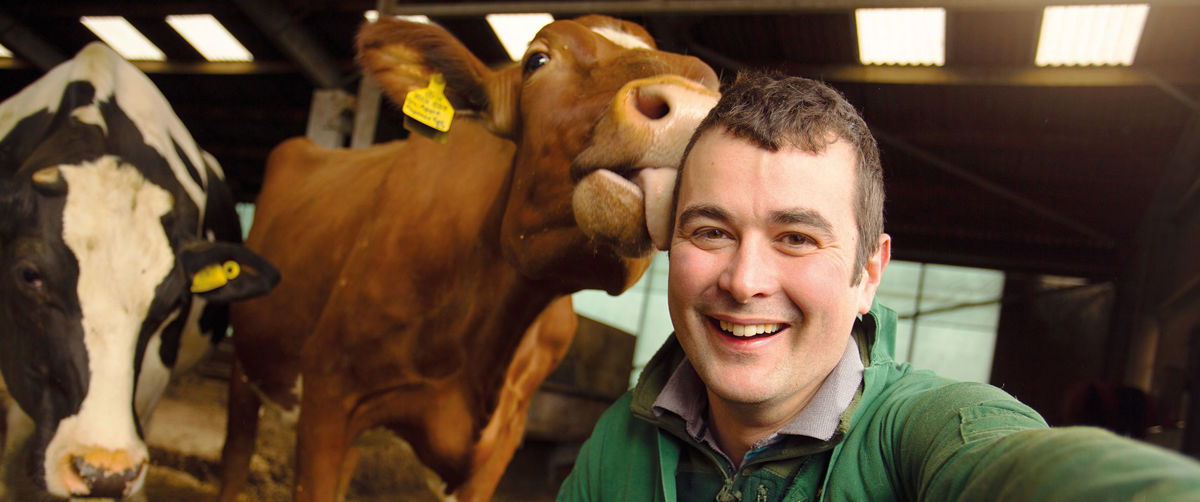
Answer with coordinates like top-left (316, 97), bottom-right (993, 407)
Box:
top-left (358, 15), bottom-right (718, 294)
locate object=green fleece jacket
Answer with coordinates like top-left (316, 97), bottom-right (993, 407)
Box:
top-left (557, 303), bottom-right (1200, 501)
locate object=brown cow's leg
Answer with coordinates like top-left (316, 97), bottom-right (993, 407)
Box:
top-left (335, 443), bottom-right (361, 500)
top-left (454, 398), bottom-right (529, 502)
top-left (217, 357), bottom-right (262, 502)
top-left (347, 386), bottom-right (474, 496)
top-left (293, 378), bottom-right (353, 502)
top-left (455, 296), bottom-right (577, 502)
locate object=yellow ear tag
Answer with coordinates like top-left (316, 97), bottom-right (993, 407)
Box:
top-left (402, 73), bottom-right (454, 142)
top-left (190, 261), bottom-right (241, 293)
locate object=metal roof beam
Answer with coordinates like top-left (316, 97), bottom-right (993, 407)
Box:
top-left (0, 7), bottom-right (66, 72)
top-left (873, 128), bottom-right (1114, 244)
top-left (233, 0), bottom-right (344, 89)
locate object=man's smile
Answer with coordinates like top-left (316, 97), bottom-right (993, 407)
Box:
top-left (710, 317), bottom-right (787, 339)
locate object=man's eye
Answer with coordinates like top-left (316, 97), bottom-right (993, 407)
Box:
top-left (695, 228), bottom-right (726, 240)
top-left (781, 233), bottom-right (813, 246)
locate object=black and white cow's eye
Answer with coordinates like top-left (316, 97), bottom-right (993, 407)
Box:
top-left (17, 265), bottom-right (44, 290)
top-left (523, 52), bottom-right (550, 74)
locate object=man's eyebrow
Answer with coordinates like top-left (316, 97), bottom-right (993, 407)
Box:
top-left (771, 209), bottom-right (834, 237)
top-left (677, 204), bottom-right (730, 227)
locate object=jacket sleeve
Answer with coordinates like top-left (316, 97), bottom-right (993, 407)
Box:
top-left (891, 382), bottom-right (1200, 501)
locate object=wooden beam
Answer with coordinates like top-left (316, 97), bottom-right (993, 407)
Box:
top-left (129, 60), bottom-right (300, 75)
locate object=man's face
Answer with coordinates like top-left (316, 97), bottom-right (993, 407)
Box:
top-left (668, 129), bottom-right (888, 414)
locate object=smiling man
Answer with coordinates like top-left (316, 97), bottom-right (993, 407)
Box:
top-left (557, 71), bottom-right (1200, 501)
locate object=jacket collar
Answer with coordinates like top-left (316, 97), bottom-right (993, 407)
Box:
top-left (632, 301), bottom-right (895, 419)
top-left (629, 302), bottom-right (898, 450)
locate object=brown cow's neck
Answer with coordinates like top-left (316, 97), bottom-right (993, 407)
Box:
top-left (334, 120), bottom-right (567, 412)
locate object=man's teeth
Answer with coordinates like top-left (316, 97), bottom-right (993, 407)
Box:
top-left (718, 320), bottom-right (782, 338)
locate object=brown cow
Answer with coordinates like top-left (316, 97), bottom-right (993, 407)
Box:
top-left (216, 15), bottom-right (718, 502)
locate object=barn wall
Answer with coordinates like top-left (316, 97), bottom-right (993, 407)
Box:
top-left (1116, 113), bottom-right (1200, 454)
top-left (990, 274), bottom-right (1114, 426)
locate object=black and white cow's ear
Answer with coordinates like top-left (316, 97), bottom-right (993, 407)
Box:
top-left (179, 241), bottom-right (281, 303)
top-left (30, 166), bottom-right (67, 196)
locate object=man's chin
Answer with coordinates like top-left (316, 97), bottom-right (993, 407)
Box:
top-left (703, 373), bottom-right (779, 406)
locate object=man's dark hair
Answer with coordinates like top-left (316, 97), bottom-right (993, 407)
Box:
top-left (674, 71), bottom-right (885, 285)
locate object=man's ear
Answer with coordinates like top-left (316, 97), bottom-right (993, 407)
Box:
top-left (857, 233), bottom-right (891, 314)
top-left (180, 240), bottom-right (280, 304)
top-left (356, 17), bottom-right (520, 137)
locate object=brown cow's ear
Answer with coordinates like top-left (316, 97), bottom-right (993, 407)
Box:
top-left (356, 18), bottom-right (516, 136)
top-left (481, 67), bottom-right (519, 137)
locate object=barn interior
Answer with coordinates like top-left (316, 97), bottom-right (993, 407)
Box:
top-left (1, 0), bottom-right (1199, 500)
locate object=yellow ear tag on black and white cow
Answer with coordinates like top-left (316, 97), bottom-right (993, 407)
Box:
top-left (402, 73), bottom-right (454, 144)
top-left (190, 261), bottom-right (241, 293)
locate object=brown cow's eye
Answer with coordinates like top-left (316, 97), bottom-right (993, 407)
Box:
top-left (523, 52), bottom-right (550, 74)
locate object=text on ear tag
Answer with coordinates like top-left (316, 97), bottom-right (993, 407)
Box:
top-left (191, 261), bottom-right (241, 293)
top-left (402, 73), bottom-right (454, 133)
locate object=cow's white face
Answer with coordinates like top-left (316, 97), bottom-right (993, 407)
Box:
top-left (32, 157), bottom-right (177, 497)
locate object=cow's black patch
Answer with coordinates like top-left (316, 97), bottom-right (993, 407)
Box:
top-left (0, 109), bottom-right (52, 179)
top-left (196, 163), bottom-right (242, 344)
top-left (173, 138), bottom-right (204, 188)
top-left (96, 96), bottom-right (201, 234)
top-left (2, 83), bottom-right (103, 179)
top-left (0, 184), bottom-right (89, 478)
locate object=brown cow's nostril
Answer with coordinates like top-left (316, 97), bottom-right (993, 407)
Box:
top-left (634, 88), bottom-right (670, 120)
top-left (71, 454), bottom-right (145, 498)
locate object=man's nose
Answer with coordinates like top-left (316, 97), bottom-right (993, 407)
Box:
top-left (718, 240), bottom-right (779, 303)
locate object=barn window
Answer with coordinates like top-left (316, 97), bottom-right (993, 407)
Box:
top-left (876, 262), bottom-right (1006, 384)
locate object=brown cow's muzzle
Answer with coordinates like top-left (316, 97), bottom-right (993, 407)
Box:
top-left (572, 75), bottom-right (720, 257)
top-left (57, 447), bottom-right (147, 498)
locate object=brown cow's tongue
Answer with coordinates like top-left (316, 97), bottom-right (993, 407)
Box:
top-left (572, 167), bottom-right (676, 257)
top-left (635, 167), bottom-right (676, 251)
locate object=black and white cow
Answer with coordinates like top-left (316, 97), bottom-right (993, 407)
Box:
top-left (0, 43), bottom-right (278, 499)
